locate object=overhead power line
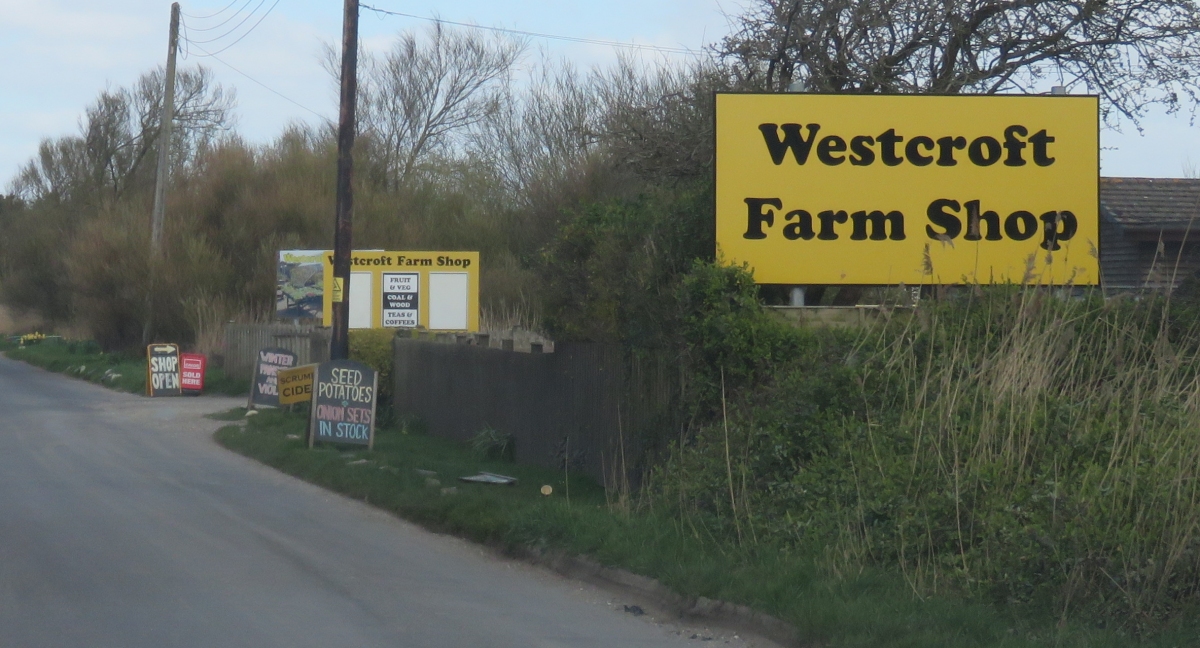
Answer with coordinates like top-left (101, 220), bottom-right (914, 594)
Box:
top-left (182, 0), bottom-right (281, 57)
top-left (181, 0), bottom-right (244, 21)
top-left (181, 0), bottom-right (255, 29)
top-left (358, 2), bottom-right (700, 56)
top-left (187, 42), bottom-right (331, 123)
top-left (187, 0), bottom-right (271, 43)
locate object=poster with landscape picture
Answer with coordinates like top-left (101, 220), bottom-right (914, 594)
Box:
top-left (276, 250), bottom-right (324, 321)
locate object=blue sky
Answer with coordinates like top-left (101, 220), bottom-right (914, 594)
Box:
top-left (1, 0), bottom-right (1197, 185)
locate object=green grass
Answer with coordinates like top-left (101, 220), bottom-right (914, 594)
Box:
top-left (214, 408), bottom-right (1200, 648)
top-left (3, 338), bottom-right (248, 395)
top-left (207, 407), bottom-right (251, 421)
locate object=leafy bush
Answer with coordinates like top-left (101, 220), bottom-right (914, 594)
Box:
top-left (349, 328), bottom-right (397, 421)
top-left (830, 291), bottom-right (1200, 627)
top-left (652, 271), bottom-right (1200, 631)
top-left (538, 187), bottom-right (713, 346)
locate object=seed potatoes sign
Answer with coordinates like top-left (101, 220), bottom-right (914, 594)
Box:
top-left (715, 94), bottom-right (1100, 285)
top-left (309, 360), bottom-right (378, 449)
top-left (146, 344), bottom-right (181, 397)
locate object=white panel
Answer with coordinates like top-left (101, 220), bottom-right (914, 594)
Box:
top-left (428, 272), bottom-right (469, 330)
top-left (349, 272), bottom-right (373, 329)
top-left (380, 273), bottom-right (419, 328)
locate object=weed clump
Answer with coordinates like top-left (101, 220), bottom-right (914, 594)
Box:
top-left (655, 264), bottom-right (1200, 631)
top-left (471, 426), bottom-right (515, 462)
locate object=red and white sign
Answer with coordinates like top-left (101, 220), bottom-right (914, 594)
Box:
top-left (180, 353), bottom-right (206, 393)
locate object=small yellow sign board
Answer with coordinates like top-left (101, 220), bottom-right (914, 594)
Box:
top-left (278, 364), bottom-right (316, 405)
top-left (331, 277), bottom-right (344, 303)
top-left (321, 250), bottom-right (480, 331)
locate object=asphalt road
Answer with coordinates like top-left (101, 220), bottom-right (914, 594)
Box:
top-left (0, 357), bottom-right (754, 648)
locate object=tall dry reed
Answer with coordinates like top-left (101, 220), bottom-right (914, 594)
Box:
top-left (652, 268), bottom-right (1200, 628)
top-left (835, 288), bottom-right (1200, 624)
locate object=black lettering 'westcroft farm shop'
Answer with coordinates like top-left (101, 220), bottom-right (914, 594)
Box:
top-left (741, 122), bottom-right (1079, 252)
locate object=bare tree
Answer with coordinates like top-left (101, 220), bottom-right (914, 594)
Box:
top-left (472, 55), bottom-right (603, 200)
top-left (593, 54), bottom-right (726, 183)
top-left (358, 23), bottom-right (525, 188)
top-left (721, 0), bottom-right (1200, 122)
top-left (11, 138), bottom-right (89, 205)
top-left (479, 52), bottom-right (726, 196)
top-left (135, 66), bottom-right (236, 168)
top-left (11, 65), bottom-right (233, 205)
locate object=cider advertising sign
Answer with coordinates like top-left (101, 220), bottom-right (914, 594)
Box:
top-left (715, 93), bottom-right (1100, 285)
top-left (277, 364), bottom-right (316, 406)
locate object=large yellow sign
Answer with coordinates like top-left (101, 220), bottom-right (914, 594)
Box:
top-left (715, 94), bottom-right (1099, 285)
top-left (321, 251), bottom-right (480, 331)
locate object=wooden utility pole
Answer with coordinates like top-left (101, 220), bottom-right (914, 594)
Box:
top-left (150, 2), bottom-right (180, 257)
top-left (143, 2), bottom-right (180, 346)
top-left (330, 0), bottom-right (360, 360)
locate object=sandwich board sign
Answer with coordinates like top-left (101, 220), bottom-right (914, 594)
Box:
top-left (146, 344), bottom-right (182, 397)
top-left (308, 359), bottom-right (378, 449)
top-left (180, 353), bottom-right (206, 394)
top-left (278, 364), bottom-right (316, 405)
top-left (248, 347), bottom-right (298, 408)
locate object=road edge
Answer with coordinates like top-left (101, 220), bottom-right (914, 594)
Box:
top-left (209, 412), bottom-right (808, 648)
top-left (516, 548), bottom-right (807, 647)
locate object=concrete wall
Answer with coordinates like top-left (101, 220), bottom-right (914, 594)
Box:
top-left (391, 337), bottom-right (677, 487)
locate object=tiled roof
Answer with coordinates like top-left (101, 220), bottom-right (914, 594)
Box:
top-left (1101, 177), bottom-right (1200, 229)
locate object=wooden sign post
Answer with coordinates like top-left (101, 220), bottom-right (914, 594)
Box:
top-left (308, 359), bottom-right (378, 450)
top-left (146, 344), bottom-right (182, 397)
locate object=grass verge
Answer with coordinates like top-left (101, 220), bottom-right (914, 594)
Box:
top-left (214, 408), bottom-right (1200, 648)
top-left (3, 338), bottom-right (247, 395)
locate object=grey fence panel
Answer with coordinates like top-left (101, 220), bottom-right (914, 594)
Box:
top-left (223, 324), bottom-right (331, 381)
top-left (392, 338), bottom-right (679, 488)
